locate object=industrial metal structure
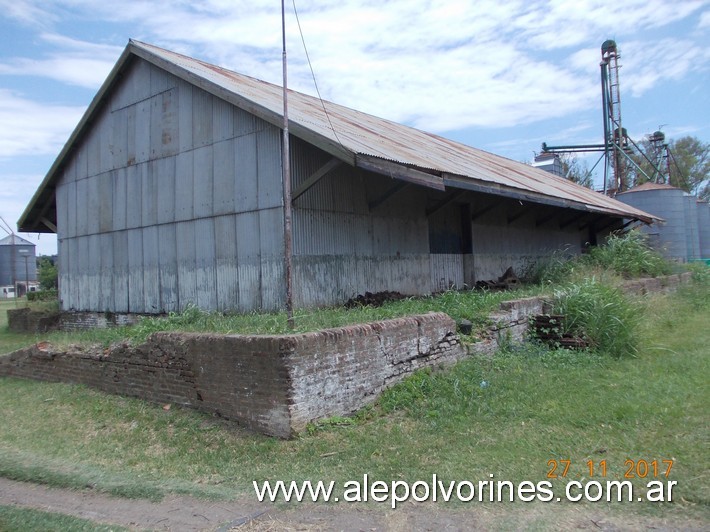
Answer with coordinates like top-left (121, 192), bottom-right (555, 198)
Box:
top-left (19, 40), bottom-right (656, 314)
top-left (541, 40), bottom-right (674, 195)
top-left (617, 183), bottom-right (707, 262)
top-left (0, 234), bottom-right (37, 297)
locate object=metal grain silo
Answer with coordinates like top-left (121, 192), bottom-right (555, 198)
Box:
top-left (0, 234), bottom-right (37, 290)
top-left (684, 194), bottom-right (700, 260)
top-left (617, 183), bottom-right (689, 261)
top-left (698, 200), bottom-right (710, 260)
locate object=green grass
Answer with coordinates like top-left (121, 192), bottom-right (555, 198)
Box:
top-left (0, 505), bottom-right (126, 532)
top-left (0, 281), bottom-right (707, 519)
top-left (5, 286), bottom-right (545, 352)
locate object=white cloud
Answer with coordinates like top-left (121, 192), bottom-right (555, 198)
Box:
top-left (0, 89), bottom-right (84, 157)
top-left (0, 33), bottom-right (121, 88)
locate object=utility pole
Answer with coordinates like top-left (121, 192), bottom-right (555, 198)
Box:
top-left (281, 0), bottom-right (295, 328)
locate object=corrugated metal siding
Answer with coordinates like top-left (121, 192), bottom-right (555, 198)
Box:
top-left (214, 215), bottom-right (239, 311)
top-left (158, 223), bottom-right (179, 312)
top-left (430, 254), bottom-right (464, 291)
top-left (698, 202), bottom-right (710, 258)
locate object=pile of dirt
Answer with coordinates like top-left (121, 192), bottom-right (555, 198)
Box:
top-left (344, 291), bottom-right (406, 308)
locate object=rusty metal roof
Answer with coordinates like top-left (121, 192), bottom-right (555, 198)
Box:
top-left (19, 40), bottom-right (658, 232)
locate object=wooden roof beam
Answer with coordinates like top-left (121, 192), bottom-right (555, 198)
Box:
top-left (292, 157), bottom-right (342, 202)
top-left (425, 190), bottom-right (467, 217)
top-left (369, 182), bottom-right (410, 211)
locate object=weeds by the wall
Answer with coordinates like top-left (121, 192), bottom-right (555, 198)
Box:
top-left (528, 229), bottom-right (673, 285)
top-left (551, 278), bottom-right (641, 358)
top-left (582, 230), bottom-right (672, 278)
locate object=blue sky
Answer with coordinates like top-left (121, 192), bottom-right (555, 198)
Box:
top-left (1, 0), bottom-right (708, 256)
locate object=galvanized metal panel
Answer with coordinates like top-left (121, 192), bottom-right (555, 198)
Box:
top-left (234, 106), bottom-right (256, 137)
top-left (214, 214), bottom-right (239, 311)
top-left (213, 96), bottom-right (234, 142)
top-left (293, 254), bottom-right (431, 308)
top-left (430, 254), bottom-right (464, 292)
top-left (85, 176), bottom-right (100, 235)
top-left (174, 151), bottom-right (194, 221)
top-left (698, 202), bottom-right (710, 259)
top-left (57, 238), bottom-right (69, 310)
top-left (87, 234), bottom-right (101, 311)
top-left (75, 143), bottom-right (89, 181)
top-left (76, 236), bottom-right (89, 310)
top-left (141, 163), bottom-right (158, 227)
top-left (193, 145), bottom-right (214, 218)
top-left (176, 220), bottom-right (197, 310)
top-left (111, 106), bottom-right (128, 169)
top-left (258, 208), bottom-right (284, 257)
top-left (58, 238), bottom-right (74, 309)
top-left (135, 98), bottom-right (151, 164)
top-left (213, 139), bottom-right (235, 215)
top-left (125, 104), bottom-right (137, 165)
top-left (55, 183), bottom-right (69, 239)
top-left (112, 168), bottom-right (127, 231)
top-left (194, 217), bottom-right (217, 310)
top-left (127, 228), bottom-right (145, 313)
top-left (86, 118), bottom-right (102, 178)
top-left (142, 225), bottom-right (161, 312)
top-left (151, 87), bottom-right (178, 159)
top-left (256, 126), bottom-right (282, 210)
top-left (98, 171), bottom-right (113, 233)
top-left (192, 87), bottom-right (213, 148)
top-left (150, 63), bottom-right (172, 93)
top-left (234, 133), bottom-right (258, 212)
top-left (177, 80), bottom-right (193, 152)
top-left (122, 164), bottom-right (141, 229)
top-left (75, 178), bottom-right (89, 236)
top-left (112, 230), bottom-right (129, 313)
top-left (235, 211), bottom-right (261, 311)
top-left (112, 58), bottom-right (152, 111)
top-left (260, 258), bottom-right (284, 311)
top-left (158, 223), bottom-right (179, 312)
top-left (63, 180), bottom-right (78, 239)
top-left (155, 156), bottom-right (176, 225)
top-left (684, 195), bottom-right (700, 260)
top-left (99, 233), bottom-right (114, 311)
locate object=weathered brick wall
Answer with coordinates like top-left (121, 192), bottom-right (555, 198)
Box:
top-left (0, 313), bottom-right (462, 437)
top-left (0, 273), bottom-right (692, 437)
top-left (286, 313), bottom-right (463, 431)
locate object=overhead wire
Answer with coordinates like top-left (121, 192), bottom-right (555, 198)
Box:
top-left (290, 0), bottom-right (346, 151)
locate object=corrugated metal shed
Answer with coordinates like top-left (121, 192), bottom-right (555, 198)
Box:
top-left (19, 39), bottom-right (657, 233)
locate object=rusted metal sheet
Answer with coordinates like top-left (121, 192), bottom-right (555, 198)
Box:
top-left (126, 40), bottom-right (655, 224)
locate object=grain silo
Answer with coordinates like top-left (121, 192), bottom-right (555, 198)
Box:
top-left (0, 234), bottom-right (38, 295)
top-left (617, 183), bottom-right (691, 261)
top-left (698, 200), bottom-right (710, 261)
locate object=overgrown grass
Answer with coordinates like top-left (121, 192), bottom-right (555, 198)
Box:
top-left (528, 230), bottom-right (673, 285)
top-left (551, 278), bottom-right (642, 358)
top-left (0, 281), bottom-right (707, 520)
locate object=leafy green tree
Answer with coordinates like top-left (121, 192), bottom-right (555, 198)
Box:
top-left (37, 256), bottom-right (58, 290)
top-left (627, 135), bottom-right (709, 199)
top-left (560, 154), bottom-right (594, 189)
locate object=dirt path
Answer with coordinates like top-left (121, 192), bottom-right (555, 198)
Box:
top-left (1, 477), bottom-right (708, 531)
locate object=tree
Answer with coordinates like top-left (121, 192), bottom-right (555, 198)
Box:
top-left (37, 256), bottom-right (58, 290)
top-left (560, 154), bottom-right (594, 189)
top-left (627, 135), bottom-right (710, 199)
